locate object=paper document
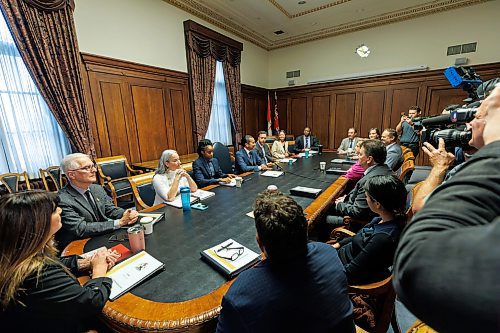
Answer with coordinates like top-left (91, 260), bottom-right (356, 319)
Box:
top-left (191, 189), bottom-right (215, 200)
top-left (219, 179), bottom-right (236, 187)
top-left (138, 212), bottom-right (164, 225)
top-left (261, 170), bottom-right (284, 178)
top-left (246, 211), bottom-right (254, 218)
top-left (298, 151), bottom-right (318, 157)
top-left (279, 158), bottom-right (297, 163)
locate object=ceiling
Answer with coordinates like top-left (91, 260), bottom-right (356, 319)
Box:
top-left (164, 0), bottom-right (489, 50)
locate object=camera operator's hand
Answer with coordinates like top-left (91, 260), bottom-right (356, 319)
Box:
top-left (422, 139), bottom-right (455, 170)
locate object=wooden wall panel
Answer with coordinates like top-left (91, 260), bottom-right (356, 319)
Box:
top-left (276, 62), bottom-right (500, 159)
top-left (241, 85), bottom-right (267, 140)
top-left (333, 94), bottom-right (356, 149)
top-left (81, 54), bottom-right (193, 163)
top-left (131, 85), bottom-right (168, 162)
top-left (358, 90), bottom-right (385, 138)
top-left (291, 97), bottom-right (307, 137)
top-left (311, 95), bottom-right (331, 147)
top-left (277, 98), bottom-right (288, 133)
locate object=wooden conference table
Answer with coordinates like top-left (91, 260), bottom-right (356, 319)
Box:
top-left (64, 152), bottom-right (349, 333)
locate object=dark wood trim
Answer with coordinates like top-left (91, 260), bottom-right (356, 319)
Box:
top-left (183, 20), bottom-right (243, 51)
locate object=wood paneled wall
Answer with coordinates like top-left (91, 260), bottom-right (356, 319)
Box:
top-left (273, 63), bottom-right (500, 151)
top-left (80, 54), bottom-right (194, 163)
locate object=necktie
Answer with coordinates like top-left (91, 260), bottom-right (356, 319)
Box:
top-left (261, 145), bottom-right (267, 163)
top-left (306, 137), bottom-right (310, 149)
top-left (84, 190), bottom-right (101, 220)
top-left (349, 140), bottom-right (353, 149)
top-left (248, 152), bottom-right (253, 165)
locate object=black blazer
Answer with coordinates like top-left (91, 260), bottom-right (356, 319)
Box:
top-left (294, 134), bottom-right (320, 152)
top-left (1, 255), bottom-right (112, 333)
top-left (56, 184), bottom-right (124, 250)
top-left (192, 157), bottom-right (228, 187)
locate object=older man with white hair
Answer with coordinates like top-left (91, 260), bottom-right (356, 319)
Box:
top-left (56, 153), bottom-right (138, 250)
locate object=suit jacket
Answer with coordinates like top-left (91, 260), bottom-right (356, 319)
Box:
top-left (385, 143), bottom-right (404, 171)
top-left (271, 140), bottom-right (289, 159)
top-left (1, 255), bottom-right (112, 333)
top-left (235, 148), bottom-right (263, 174)
top-left (216, 242), bottom-right (354, 333)
top-left (335, 164), bottom-right (393, 219)
top-left (338, 137), bottom-right (359, 152)
top-left (294, 134), bottom-right (320, 152)
top-left (255, 142), bottom-right (273, 163)
top-left (56, 184), bottom-right (124, 250)
top-left (192, 157), bottom-right (227, 187)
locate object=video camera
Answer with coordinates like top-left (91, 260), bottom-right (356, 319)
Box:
top-left (412, 67), bottom-right (482, 149)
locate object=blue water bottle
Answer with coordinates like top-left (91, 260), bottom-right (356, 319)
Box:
top-left (305, 149), bottom-right (309, 159)
top-left (180, 187), bottom-right (191, 211)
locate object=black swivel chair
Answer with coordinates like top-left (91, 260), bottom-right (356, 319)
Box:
top-left (213, 142), bottom-right (233, 174)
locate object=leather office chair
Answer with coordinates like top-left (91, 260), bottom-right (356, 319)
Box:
top-left (287, 140), bottom-right (296, 154)
top-left (213, 142), bottom-right (233, 174)
top-left (129, 172), bottom-right (155, 211)
top-left (95, 155), bottom-right (142, 207)
top-left (0, 172), bottom-right (31, 193)
top-left (399, 159), bottom-right (415, 185)
top-left (40, 166), bottom-right (66, 191)
top-left (327, 229), bottom-right (401, 333)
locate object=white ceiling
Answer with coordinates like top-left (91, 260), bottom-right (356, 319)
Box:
top-left (164, 0), bottom-right (490, 50)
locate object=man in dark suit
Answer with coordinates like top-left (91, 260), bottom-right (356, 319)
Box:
top-left (56, 153), bottom-right (138, 250)
top-left (324, 140), bottom-right (393, 231)
top-left (381, 128), bottom-right (403, 171)
top-left (294, 127), bottom-right (320, 153)
top-left (216, 192), bottom-right (354, 333)
top-left (235, 135), bottom-right (270, 174)
top-left (192, 139), bottom-right (235, 187)
top-left (255, 131), bottom-right (274, 163)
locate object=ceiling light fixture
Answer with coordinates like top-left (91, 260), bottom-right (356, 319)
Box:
top-left (298, 1), bottom-right (307, 5)
top-left (355, 44), bottom-right (371, 58)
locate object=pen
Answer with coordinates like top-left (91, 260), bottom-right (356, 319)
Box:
top-left (243, 177), bottom-right (252, 182)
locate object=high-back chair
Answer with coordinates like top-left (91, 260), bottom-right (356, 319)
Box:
top-left (399, 159), bottom-right (415, 185)
top-left (40, 166), bottom-right (66, 191)
top-left (95, 155), bottom-right (142, 207)
top-left (213, 142), bottom-right (233, 174)
top-left (129, 172), bottom-right (155, 211)
top-left (0, 172), bottom-right (31, 193)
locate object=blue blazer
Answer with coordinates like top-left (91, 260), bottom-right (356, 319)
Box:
top-left (192, 157), bottom-right (227, 187)
top-left (235, 148), bottom-right (263, 174)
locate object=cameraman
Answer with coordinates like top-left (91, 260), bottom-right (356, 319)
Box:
top-left (396, 106), bottom-right (421, 157)
top-left (393, 84), bottom-right (500, 332)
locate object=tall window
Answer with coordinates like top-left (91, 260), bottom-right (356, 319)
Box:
top-left (0, 13), bottom-right (70, 177)
top-left (205, 61), bottom-right (232, 145)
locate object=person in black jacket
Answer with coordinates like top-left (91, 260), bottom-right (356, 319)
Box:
top-left (0, 191), bottom-right (119, 333)
top-left (192, 139), bottom-right (235, 187)
top-left (332, 175), bottom-right (407, 284)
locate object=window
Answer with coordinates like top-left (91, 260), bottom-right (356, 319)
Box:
top-left (0, 13), bottom-right (70, 177)
top-left (205, 61), bottom-right (233, 145)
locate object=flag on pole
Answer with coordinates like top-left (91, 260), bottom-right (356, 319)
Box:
top-left (267, 92), bottom-right (272, 136)
top-left (273, 91), bottom-right (279, 133)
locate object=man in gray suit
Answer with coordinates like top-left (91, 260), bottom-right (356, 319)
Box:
top-left (337, 128), bottom-right (359, 154)
top-left (56, 153), bottom-right (138, 250)
top-left (324, 140), bottom-right (393, 233)
top-left (255, 131), bottom-right (274, 163)
top-left (381, 128), bottom-right (403, 171)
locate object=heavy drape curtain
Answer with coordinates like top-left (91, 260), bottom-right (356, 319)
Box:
top-left (185, 26), bottom-right (243, 145)
top-left (0, 0), bottom-right (95, 155)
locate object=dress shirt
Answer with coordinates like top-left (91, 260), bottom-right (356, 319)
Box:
top-left (244, 148), bottom-right (261, 170)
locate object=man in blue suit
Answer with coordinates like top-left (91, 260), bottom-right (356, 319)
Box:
top-left (235, 135), bottom-right (270, 174)
top-left (192, 139), bottom-right (235, 187)
top-left (381, 128), bottom-right (403, 171)
top-left (216, 192), bottom-right (354, 333)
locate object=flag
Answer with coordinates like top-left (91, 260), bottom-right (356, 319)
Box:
top-left (273, 91), bottom-right (279, 133)
top-left (267, 92), bottom-right (272, 136)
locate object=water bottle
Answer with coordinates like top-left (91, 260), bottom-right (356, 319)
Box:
top-left (305, 148), bottom-right (310, 159)
top-left (180, 187), bottom-right (191, 211)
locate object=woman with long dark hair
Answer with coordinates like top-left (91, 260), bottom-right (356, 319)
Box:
top-left (0, 191), bottom-right (117, 332)
top-left (333, 175), bottom-right (407, 284)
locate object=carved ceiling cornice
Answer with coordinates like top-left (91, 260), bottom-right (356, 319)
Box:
top-left (164, 0), bottom-right (491, 51)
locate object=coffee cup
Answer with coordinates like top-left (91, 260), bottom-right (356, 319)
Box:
top-left (235, 177), bottom-right (243, 188)
top-left (127, 225), bottom-right (145, 253)
top-left (319, 161), bottom-right (326, 171)
top-left (140, 216), bottom-right (154, 235)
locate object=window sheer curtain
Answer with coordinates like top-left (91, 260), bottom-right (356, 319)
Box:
top-left (0, 13), bottom-right (70, 177)
top-left (205, 61), bottom-right (232, 145)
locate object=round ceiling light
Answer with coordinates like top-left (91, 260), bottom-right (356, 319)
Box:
top-left (355, 44), bottom-right (371, 58)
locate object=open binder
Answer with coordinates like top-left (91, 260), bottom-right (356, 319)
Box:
top-left (106, 251), bottom-right (164, 301)
top-left (201, 239), bottom-right (261, 279)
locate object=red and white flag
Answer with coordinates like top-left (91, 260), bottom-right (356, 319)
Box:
top-left (273, 91), bottom-right (279, 133)
top-left (267, 92), bottom-right (272, 136)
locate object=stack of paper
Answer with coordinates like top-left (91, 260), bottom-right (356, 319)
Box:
top-left (279, 158), bottom-right (297, 163)
top-left (260, 170), bottom-right (284, 178)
